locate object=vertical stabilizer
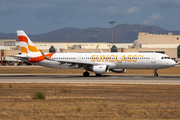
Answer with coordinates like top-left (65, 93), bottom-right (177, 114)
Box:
top-left (17, 30), bottom-right (39, 54)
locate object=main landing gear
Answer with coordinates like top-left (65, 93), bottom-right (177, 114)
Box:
top-left (83, 72), bottom-right (102, 77)
top-left (83, 71), bottom-right (89, 77)
top-left (154, 69), bottom-right (158, 77)
top-left (96, 74), bottom-right (101, 77)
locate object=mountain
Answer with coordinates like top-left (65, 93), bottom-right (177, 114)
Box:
top-left (1, 24), bottom-right (180, 43)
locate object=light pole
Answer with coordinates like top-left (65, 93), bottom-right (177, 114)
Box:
top-left (109, 21), bottom-right (115, 44)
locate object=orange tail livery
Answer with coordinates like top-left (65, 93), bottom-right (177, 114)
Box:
top-left (17, 30), bottom-right (40, 54)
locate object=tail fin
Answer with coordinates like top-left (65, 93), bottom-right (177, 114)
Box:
top-left (17, 30), bottom-right (39, 54)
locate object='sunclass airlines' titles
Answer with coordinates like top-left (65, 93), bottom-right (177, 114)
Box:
top-left (91, 55), bottom-right (144, 62)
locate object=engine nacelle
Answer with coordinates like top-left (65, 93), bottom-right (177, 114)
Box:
top-left (111, 69), bottom-right (126, 73)
top-left (93, 65), bottom-right (109, 74)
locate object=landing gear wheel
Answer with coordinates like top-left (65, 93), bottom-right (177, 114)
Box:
top-left (83, 72), bottom-right (89, 77)
top-left (154, 73), bottom-right (158, 77)
top-left (154, 69), bottom-right (158, 77)
top-left (96, 74), bottom-right (101, 77)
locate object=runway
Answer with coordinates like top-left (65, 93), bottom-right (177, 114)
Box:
top-left (0, 75), bottom-right (180, 84)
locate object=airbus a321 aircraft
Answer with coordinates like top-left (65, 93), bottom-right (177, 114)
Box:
top-left (14, 30), bottom-right (176, 77)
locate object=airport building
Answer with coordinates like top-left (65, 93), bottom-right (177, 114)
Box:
top-left (126, 32), bottom-right (180, 61)
top-left (0, 32), bottom-right (180, 65)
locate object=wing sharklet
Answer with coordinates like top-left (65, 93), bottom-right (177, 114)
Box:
top-left (39, 49), bottom-right (49, 60)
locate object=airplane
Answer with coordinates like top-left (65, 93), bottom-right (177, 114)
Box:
top-left (14, 30), bottom-right (177, 77)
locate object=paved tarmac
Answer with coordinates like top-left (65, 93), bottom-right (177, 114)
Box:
top-left (0, 75), bottom-right (180, 84)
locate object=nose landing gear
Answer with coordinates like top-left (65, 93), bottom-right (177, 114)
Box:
top-left (154, 69), bottom-right (158, 77)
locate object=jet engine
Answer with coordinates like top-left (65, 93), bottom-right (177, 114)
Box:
top-left (93, 65), bottom-right (109, 74)
top-left (110, 69), bottom-right (126, 73)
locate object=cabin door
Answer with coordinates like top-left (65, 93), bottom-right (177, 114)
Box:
top-left (151, 54), bottom-right (156, 63)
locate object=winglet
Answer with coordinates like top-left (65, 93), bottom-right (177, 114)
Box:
top-left (39, 49), bottom-right (49, 60)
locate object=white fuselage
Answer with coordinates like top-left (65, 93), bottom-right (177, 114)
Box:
top-left (22, 52), bottom-right (176, 70)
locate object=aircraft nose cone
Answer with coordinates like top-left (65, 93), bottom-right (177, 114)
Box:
top-left (169, 60), bottom-right (176, 67)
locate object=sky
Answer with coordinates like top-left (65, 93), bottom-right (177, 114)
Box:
top-left (1, 0), bottom-right (180, 34)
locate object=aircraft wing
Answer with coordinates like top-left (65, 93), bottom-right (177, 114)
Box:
top-left (57, 59), bottom-right (101, 65)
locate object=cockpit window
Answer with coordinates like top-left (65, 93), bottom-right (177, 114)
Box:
top-left (161, 57), bottom-right (170, 59)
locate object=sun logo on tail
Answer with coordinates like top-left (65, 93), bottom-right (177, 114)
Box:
top-left (17, 30), bottom-right (39, 54)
